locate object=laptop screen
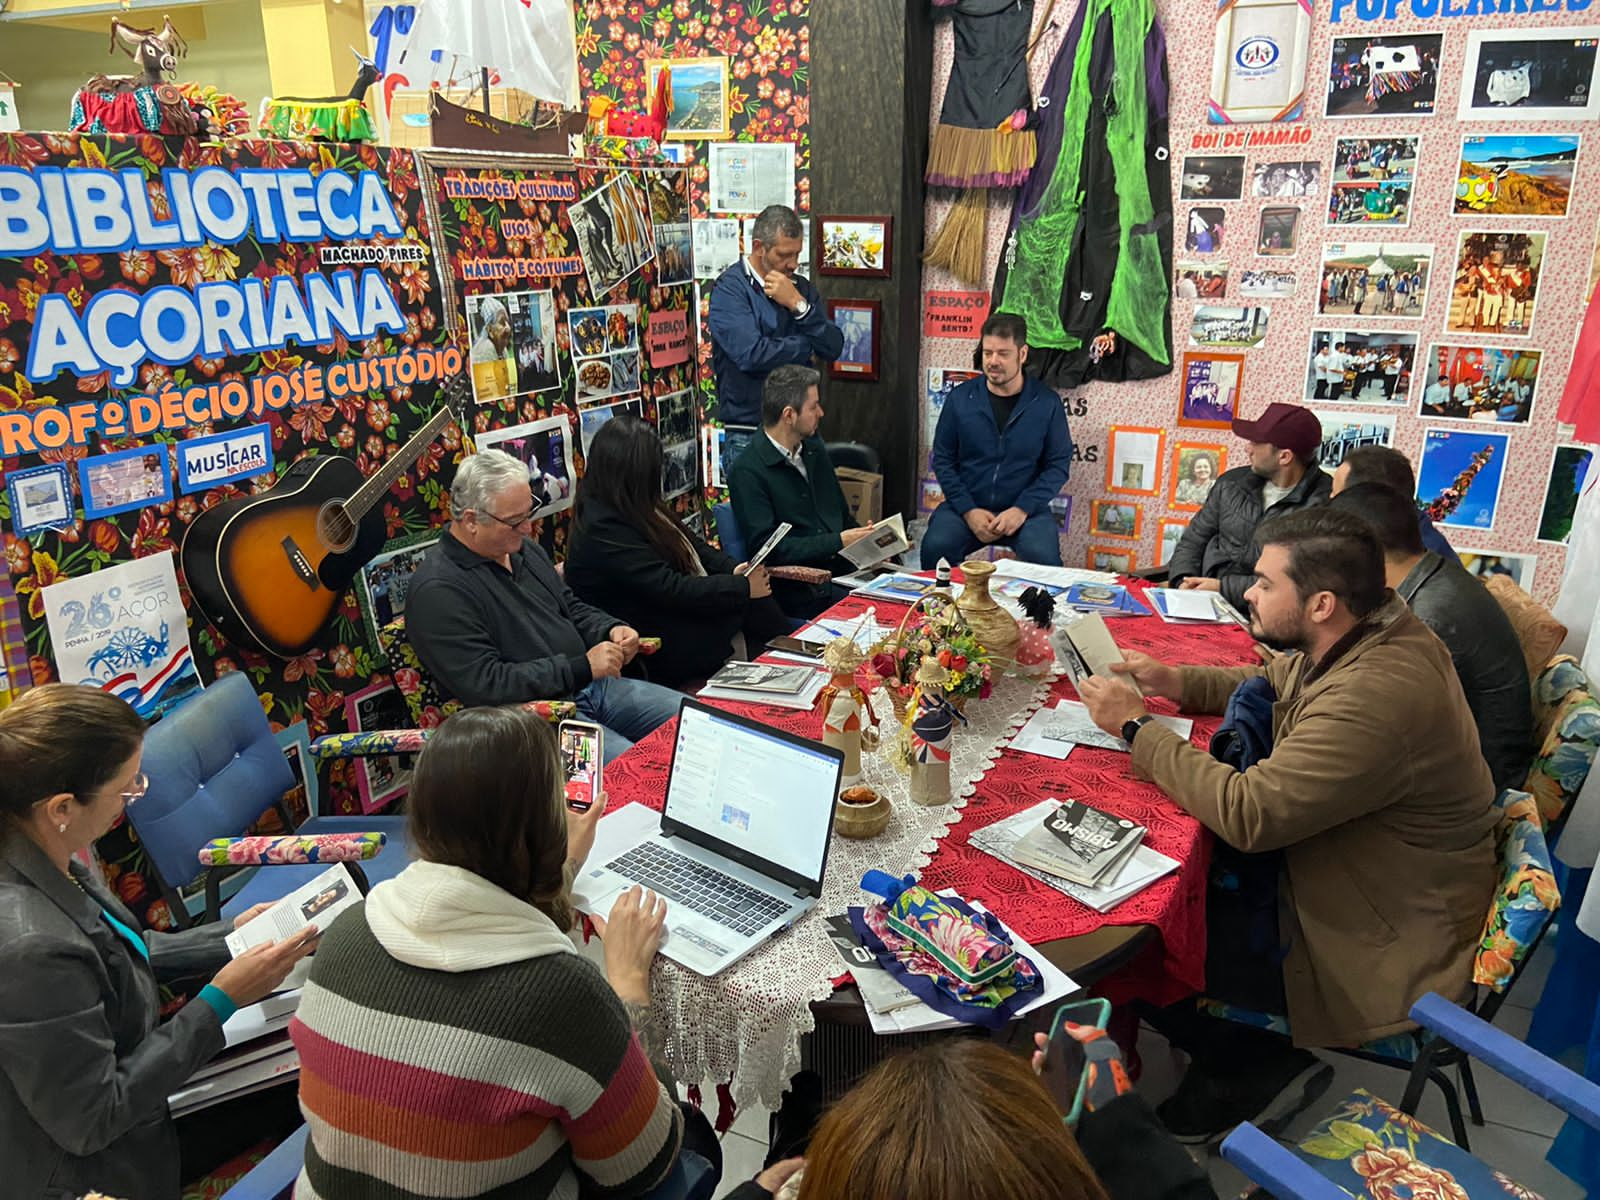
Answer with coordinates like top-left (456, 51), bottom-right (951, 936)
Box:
top-left (664, 701), bottom-right (841, 888)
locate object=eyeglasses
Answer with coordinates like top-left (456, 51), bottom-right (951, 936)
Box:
top-left (477, 508), bottom-right (535, 529)
top-left (120, 773), bottom-right (149, 804)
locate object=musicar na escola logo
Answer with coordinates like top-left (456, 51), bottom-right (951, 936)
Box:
top-left (1235, 36), bottom-right (1282, 74)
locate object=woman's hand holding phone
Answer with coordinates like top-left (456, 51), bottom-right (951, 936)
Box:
top-left (1033, 1019), bottom-right (1131, 1119)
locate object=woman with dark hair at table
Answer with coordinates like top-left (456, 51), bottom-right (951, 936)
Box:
top-left (567, 413), bottom-right (792, 687)
top-left (721, 1033), bottom-right (1215, 1200)
top-left (0, 685), bottom-right (317, 1200)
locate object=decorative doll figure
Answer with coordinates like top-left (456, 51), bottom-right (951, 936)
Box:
top-left (908, 659), bottom-right (967, 807)
top-left (70, 17), bottom-right (205, 136)
top-left (819, 637), bottom-right (878, 786)
top-left (1014, 585), bottom-right (1056, 678)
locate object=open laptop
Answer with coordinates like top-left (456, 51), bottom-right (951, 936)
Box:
top-left (571, 699), bottom-right (845, 976)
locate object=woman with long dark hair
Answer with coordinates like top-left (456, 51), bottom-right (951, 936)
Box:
top-left (567, 413), bottom-right (791, 687)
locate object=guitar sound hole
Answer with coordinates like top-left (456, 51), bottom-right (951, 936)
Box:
top-left (317, 502), bottom-right (358, 552)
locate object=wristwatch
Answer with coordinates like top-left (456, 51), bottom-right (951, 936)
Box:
top-left (1121, 715), bottom-right (1154, 744)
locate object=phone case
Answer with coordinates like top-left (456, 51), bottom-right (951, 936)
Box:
top-left (1049, 997), bottom-right (1112, 1126)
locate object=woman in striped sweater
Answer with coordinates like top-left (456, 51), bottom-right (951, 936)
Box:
top-left (291, 706), bottom-right (699, 1198)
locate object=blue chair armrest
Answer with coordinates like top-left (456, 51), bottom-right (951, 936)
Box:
top-left (1221, 1123), bottom-right (1350, 1200)
top-left (1410, 992), bottom-right (1600, 1131)
top-left (220, 1122), bottom-right (308, 1200)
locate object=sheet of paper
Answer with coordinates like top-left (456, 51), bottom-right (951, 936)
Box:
top-left (1031, 700), bottom-right (1193, 753)
top-left (708, 141), bottom-right (796, 214)
top-left (839, 513), bottom-right (909, 570)
top-left (1063, 613), bottom-right (1132, 685)
top-left (991, 560), bottom-right (1119, 589)
top-left (1148, 588), bottom-right (1230, 622)
top-left (691, 218), bottom-right (742, 278)
top-left (798, 612), bottom-right (891, 649)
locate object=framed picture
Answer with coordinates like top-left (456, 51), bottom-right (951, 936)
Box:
top-left (1169, 442), bottom-right (1228, 512)
top-left (1207, 0), bottom-right (1314, 124)
top-left (275, 721), bottom-right (319, 822)
top-left (1090, 500), bottom-right (1143, 540)
top-left (645, 58), bottom-right (731, 140)
top-left (358, 534), bottom-right (440, 655)
top-left (1457, 548), bottom-right (1537, 592)
top-left (1189, 305), bottom-right (1268, 349)
top-left (1318, 242), bottom-right (1431, 320)
top-left (1256, 206), bottom-right (1300, 254)
top-left (1455, 134), bottom-right (1579, 218)
top-left (1538, 443), bottom-right (1595, 544)
top-left (1088, 545), bottom-right (1137, 574)
top-left (1178, 351), bottom-right (1244, 429)
top-left (826, 299), bottom-right (881, 382)
top-left (1105, 426), bottom-right (1166, 498)
top-left (79, 444), bottom-right (172, 518)
top-left (344, 682), bottom-right (412, 814)
top-left (1180, 155), bottom-right (1246, 201)
top-left (476, 415), bottom-right (576, 519)
top-left (1158, 518), bottom-right (1190, 568)
top-left (1458, 28), bottom-right (1600, 123)
top-left (818, 216), bottom-right (892, 277)
top-left (1444, 231), bottom-right (1545, 340)
top-left (1325, 33), bottom-right (1443, 119)
top-left (1418, 346), bottom-right (1541, 426)
top-left (464, 288), bottom-right (561, 404)
top-left (1415, 426), bottom-right (1512, 532)
top-left (6, 462), bottom-right (73, 536)
top-left (1305, 329), bottom-right (1419, 405)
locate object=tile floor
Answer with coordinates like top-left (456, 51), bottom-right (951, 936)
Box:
top-left (709, 938), bottom-right (1585, 1199)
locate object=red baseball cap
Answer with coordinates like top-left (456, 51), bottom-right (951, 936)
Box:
top-left (1232, 402), bottom-right (1322, 458)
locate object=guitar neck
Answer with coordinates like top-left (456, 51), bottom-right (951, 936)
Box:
top-left (345, 402), bottom-right (458, 521)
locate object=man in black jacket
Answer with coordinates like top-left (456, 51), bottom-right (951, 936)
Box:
top-left (1331, 482), bottom-right (1532, 790)
top-left (406, 448), bottom-right (682, 763)
top-left (1167, 403), bottom-right (1331, 610)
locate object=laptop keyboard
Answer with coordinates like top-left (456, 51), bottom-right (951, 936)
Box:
top-left (604, 843), bottom-right (789, 937)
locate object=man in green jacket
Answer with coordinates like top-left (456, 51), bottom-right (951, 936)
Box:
top-left (728, 365), bottom-right (875, 618)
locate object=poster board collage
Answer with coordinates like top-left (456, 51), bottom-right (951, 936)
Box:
top-left (918, 8), bottom-right (1598, 597)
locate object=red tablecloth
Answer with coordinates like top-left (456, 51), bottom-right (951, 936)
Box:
top-left (602, 580), bottom-right (1258, 1009)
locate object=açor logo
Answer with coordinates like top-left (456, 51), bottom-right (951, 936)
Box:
top-left (1235, 36), bottom-right (1280, 72)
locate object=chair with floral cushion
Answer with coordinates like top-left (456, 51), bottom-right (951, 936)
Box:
top-left (1523, 655), bottom-right (1599, 832)
top-left (1195, 789), bottom-right (1561, 1150)
top-left (1221, 992), bottom-right (1600, 1200)
top-left (375, 615), bottom-right (575, 729)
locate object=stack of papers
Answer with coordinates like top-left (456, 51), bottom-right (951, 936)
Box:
top-left (699, 661), bottom-right (827, 710)
top-left (825, 894), bottom-right (1078, 1034)
top-left (1010, 700), bottom-right (1193, 759)
top-left (970, 800), bottom-right (1181, 913)
top-left (1062, 582), bottom-right (1153, 617)
top-left (1009, 800), bottom-right (1145, 887)
top-left (1147, 588), bottom-right (1246, 625)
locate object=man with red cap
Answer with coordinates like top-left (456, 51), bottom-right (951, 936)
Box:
top-left (1166, 402), bottom-right (1331, 610)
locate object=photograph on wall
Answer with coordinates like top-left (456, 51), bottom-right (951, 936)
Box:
top-left (1251, 160), bottom-right (1321, 198)
top-left (708, 141), bottom-right (796, 214)
top-left (1418, 346), bottom-right (1540, 425)
top-left (1306, 330), bottom-right (1418, 405)
top-left (827, 299), bottom-right (881, 381)
top-left (1239, 267), bottom-right (1297, 298)
top-left (465, 289), bottom-right (560, 404)
top-left (579, 396), bottom-right (646, 458)
top-left (662, 439), bottom-right (699, 499)
top-left (1175, 260), bottom-right (1229, 299)
top-left (1538, 443), bottom-right (1596, 544)
top-left (653, 222), bottom-right (693, 285)
top-left (1313, 410), bottom-right (1397, 472)
top-left (1207, 0), bottom-right (1313, 123)
top-left (1189, 306), bottom-right (1269, 348)
top-left (1090, 501), bottom-right (1142, 540)
top-left (645, 170), bottom-right (690, 225)
top-left (1158, 519), bottom-right (1189, 567)
top-left (1049, 493), bottom-right (1073, 534)
top-left (80, 445), bottom-right (172, 518)
top-left (1454, 134), bottom-right (1579, 218)
top-left (6, 463), bottom-right (73, 537)
top-left (1457, 548), bottom-right (1538, 592)
top-left (569, 174), bottom-right (655, 297)
top-left (1180, 155), bottom-right (1246, 201)
top-left (1178, 351), bottom-right (1244, 428)
top-left (569, 304), bottom-right (643, 402)
top-left (1326, 33), bottom-right (1443, 118)
top-left (920, 477), bottom-right (946, 515)
top-left (925, 368), bottom-right (982, 448)
top-left (818, 217), bottom-right (892, 277)
top-left (1328, 180), bottom-right (1411, 227)
top-left (1185, 207), bottom-right (1226, 253)
top-left (692, 218), bottom-right (742, 279)
top-left (1105, 426), bottom-right (1165, 497)
top-left (275, 722), bottom-right (317, 824)
top-left (1256, 206), bottom-right (1299, 254)
top-left (1445, 231), bottom-right (1545, 339)
top-left (345, 682), bottom-right (412, 814)
top-left (1415, 427), bottom-right (1511, 532)
top-left (645, 57), bottom-right (731, 140)
top-left (1334, 136), bottom-right (1420, 180)
top-left (657, 387), bottom-right (697, 449)
top-left (1169, 442), bottom-right (1228, 512)
top-left (358, 535), bottom-right (439, 650)
top-left (1459, 28), bottom-right (1600, 123)
top-left (743, 216), bottom-right (811, 271)
top-left (706, 426), bottom-right (727, 491)
top-left (1318, 243), bottom-right (1430, 318)
top-left (476, 415), bottom-right (576, 519)
top-left (1088, 545), bottom-right (1136, 574)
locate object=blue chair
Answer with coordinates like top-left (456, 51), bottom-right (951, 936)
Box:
top-left (1221, 992), bottom-right (1600, 1200)
top-left (132, 672), bottom-right (410, 926)
top-left (713, 500), bottom-right (747, 562)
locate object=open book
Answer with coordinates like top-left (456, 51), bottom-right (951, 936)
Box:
top-left (1050, 613), bottom-right (1141, 694)
top-left (839, 513), bottom-right (909, 570)
top-left (224, 863), bottom-right (362, 992)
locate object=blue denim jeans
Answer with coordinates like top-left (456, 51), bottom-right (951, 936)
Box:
top-left (720, 425), bottom-right (759, 481)
top-left (919, 503), bottom-right (1063, 570)
top-left (576, 675), bottom-right (685, 764)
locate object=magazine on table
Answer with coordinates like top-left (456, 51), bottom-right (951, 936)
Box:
top-left (852, 571), bottom-right (949, 605)
top-left (823, 914), bottom-right (922, 1015)
top-left (705, 661), bottom-right (818, 695)
top-left (224, 864), bottom-right (361, 993)
top-left (1008, 800), bottom-right (1146, 887)
top-left (839, 513), bottom-right (910, 570)
top-left (1063, 582), bottom-right (1152, 617)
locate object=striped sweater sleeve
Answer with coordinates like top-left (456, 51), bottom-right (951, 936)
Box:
top-left (562, 1020), bottom-right (683, 1194)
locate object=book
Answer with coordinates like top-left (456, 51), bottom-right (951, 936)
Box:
top-left (839, 513), bottom-right (910, 570)
top-left (1063, 582), bottom-right (1152, 617)
top-left (852, 572), bottom-right (947, 604)
top-left (706, 661), bottom-right (818, 695)
top-left (224, 864), bottom-right (361, 993)
top-left (1051, 613), bottom-right (1140, 694)
top-left (823, 914), bottom-right (922, 1015)
top-left (744, 521), bottom-right (793, 572)
top-left (1009, 800), bottom-right (1145, 886)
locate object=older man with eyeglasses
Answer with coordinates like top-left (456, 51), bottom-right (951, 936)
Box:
top-left (406, 449), bottom-right (681, 763)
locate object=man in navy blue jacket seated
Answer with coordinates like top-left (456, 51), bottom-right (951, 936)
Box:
top-left (1330, 444), bottom-right (1460, 564)
top-left (921, 313), bottom-right (1074, 569)
top-left (708, 204), bottom-right (843, 467)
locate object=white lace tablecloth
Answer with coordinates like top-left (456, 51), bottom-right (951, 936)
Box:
top-left (638, 669), bottom-right (1056, 1111)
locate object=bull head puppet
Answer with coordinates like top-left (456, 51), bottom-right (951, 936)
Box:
top-left (69, 13), bottom-right (224, 136)
top-left (109, 15), bottom-right (188, 87)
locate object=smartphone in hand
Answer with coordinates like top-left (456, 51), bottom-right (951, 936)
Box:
top-left (1039, 997), bottom-right (1111, 1126)
top-left (559, 719), bottom-right (603, 812)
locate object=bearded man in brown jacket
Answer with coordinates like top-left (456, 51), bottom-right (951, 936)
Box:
top-left (1080, 508), bottom-right (1497, 1144)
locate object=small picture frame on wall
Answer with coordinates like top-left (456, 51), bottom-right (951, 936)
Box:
top-left (818, 216), bottom-right (892, 277)
top-left (826, 299), bottom-right (881, 382)
top-left (79, 444), bottom-right (172, 518)
top-left (1090, 500), bottom-right (1143, 540)
top-left (1105, 426), bottom-right (1166, 498)
top-left (7, 462), bottom-right (74, 537)
top-left (1257, 206), bottom-right (1300, 256)
top-left (1158, 518), bottom-right (1190, 568)
top-left (344, 682), bottom-right (413, 814)
top-left (1169, 442), bottom-right (1228, 512)
top-left (1178, 351), bottom-right (1244, 429)
top-left (645, 58), bottom-right (731, 140)
top-left (1088, 545), bottom-right (1137, 574)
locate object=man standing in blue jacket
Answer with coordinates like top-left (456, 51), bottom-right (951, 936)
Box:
top-left (708, 204), bottom-right (843, 471)
top-left (922, 313), bottom-right (1074, 568)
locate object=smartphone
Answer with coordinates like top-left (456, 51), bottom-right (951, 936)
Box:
top-left (765, 635), bottom-right (825, 658)
top-left (559, 720), bottom-right (603, 812)
top-left (1039, 997), bottom-right (1111, 1126)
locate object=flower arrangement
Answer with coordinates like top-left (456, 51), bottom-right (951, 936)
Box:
top-left (867, 592), bottom-right (994, 717)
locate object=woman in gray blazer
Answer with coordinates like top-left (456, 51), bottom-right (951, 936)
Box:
top-left (0, 685), bottom-right (318, 1200)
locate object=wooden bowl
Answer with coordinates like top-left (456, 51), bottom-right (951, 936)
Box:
top-left (836, 786), bottom-right (890, 839)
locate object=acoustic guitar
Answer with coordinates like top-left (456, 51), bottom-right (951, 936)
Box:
top-left (181, 373), bottom-right (471, 658)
